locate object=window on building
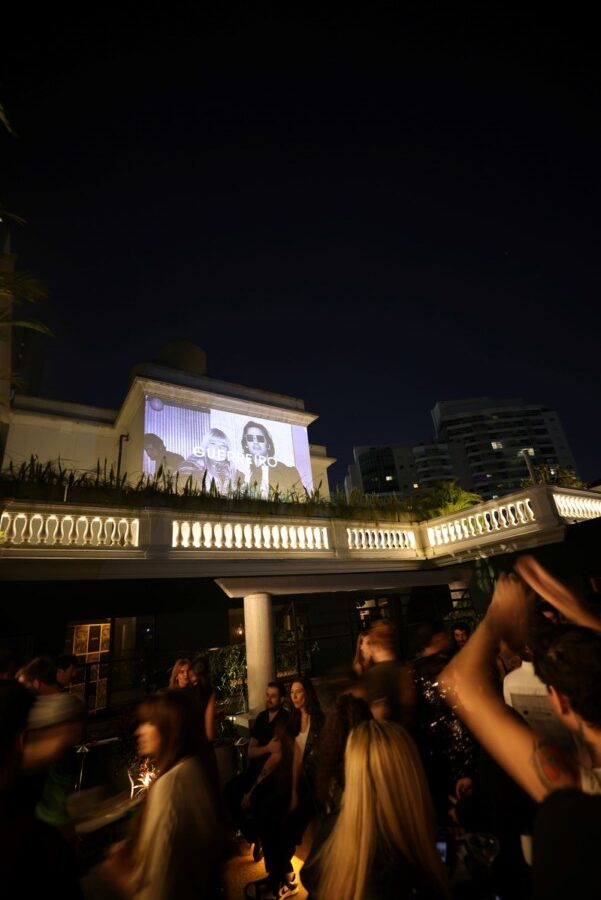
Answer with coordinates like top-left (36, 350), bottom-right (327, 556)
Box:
top-left (491, 441), bottom-right (504, 450)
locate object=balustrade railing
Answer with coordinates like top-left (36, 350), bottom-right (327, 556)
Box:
top-left (0, 509), bottom-right (139, 548)
top-left (553, 492), bottom-right (601, 521)
top-left (2, 485), bottom-right (601, 564)
top-left (346, 526), bottom-right (417, 551)
top-left (172, 519), bottom-right (330, 551)
top-left (426, 495), bottom-right (536, 553)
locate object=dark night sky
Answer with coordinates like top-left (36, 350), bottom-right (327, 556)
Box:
top-left (2, 9), bottom-right (600, 487)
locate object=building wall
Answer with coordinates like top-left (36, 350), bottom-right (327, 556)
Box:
top-left (4, 376), bottom-right (332, 497)
top-left (4, 409), bottom-right (117, 474)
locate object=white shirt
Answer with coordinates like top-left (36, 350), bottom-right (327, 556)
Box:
top-left (296, 727), bottom-right (309, 760)
top-left (503, 661), bottom-right (573, 750)
top-left (131, 756), bottom-right (221, 900)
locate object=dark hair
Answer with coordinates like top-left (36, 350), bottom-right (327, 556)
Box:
top-left (143, 433), bottom-right (165, 455)
top-left (267, 680), bottom-right (286, 699)
top-left (453, 621), bottom-right (471, 635)
top-left (137, 689), bottom-right (207, 774)
top-left (315, 694), bottom-right (372, 808)
top-left (56, 654), bottom-right (77, 670)
top-left (532, 626), bottom-right (601, 728)
top-left (412, 621), bottom-right (446, 655)
top-left (191, 656), bottom-right (213, 689)
top-left (288, 676), bottom-right (322, 736)
top-left (17, 656), bottom-right (58, 688)
top-left (241, 421), bottom-right (275, 458)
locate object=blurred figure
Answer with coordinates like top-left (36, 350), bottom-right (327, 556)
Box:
top-left (190, 656), bottom-right (217, 742)
top-left (314, 694), bottom-right (372, 812)
top-left (56, 653), bottom-right (79, 691)
top-left (363, 620), bottom-right (415, 726)
top-left (351, 633), bottom-right (371, 678)
top-left (440, 555), bottom-right (601, 801)
top-left (0, 680), bottom-right (83, 898)
top-left (412, 623), bottom-right (475, 817)
top-left (301, 720), bottom-right (451, 899)
top-left (17, 656), bottom-right (84, 833)
top-left (452, 621), bottom-right (471, 652)
top-left (98, 690), bottom-right (224, 899)
top-left (168, 657), bottom-right (191, 689)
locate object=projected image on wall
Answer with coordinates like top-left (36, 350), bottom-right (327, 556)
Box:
top-left (143, 397), bottom-right (313, 499)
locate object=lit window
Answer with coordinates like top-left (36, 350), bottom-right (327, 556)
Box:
top-left (413, 483), bottom-right (419, 489)
top-left (385, 475), bottom-right (393, 482)
top-left (491, 441), bottom-right (503, 450)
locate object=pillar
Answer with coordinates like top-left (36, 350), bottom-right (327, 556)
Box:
top-left (243, 592), bottom-right (275, 712)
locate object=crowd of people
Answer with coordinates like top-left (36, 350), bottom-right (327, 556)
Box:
top-left (2, 554), bottom-right (601, 898)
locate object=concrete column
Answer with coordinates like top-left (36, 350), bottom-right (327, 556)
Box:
top-left (243, 592), bottom-right (275, 713)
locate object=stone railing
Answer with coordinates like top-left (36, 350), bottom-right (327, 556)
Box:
top-left (2, 485), bottom-right (601, 567)
top-left (0, 507), bottom-right (139, 549)
top-left (425, 493), bottom-right (537, 556)
top-left (553, 490), bottom-right (601, 522)
top-left (346, 526), bottom-right (417, 552)
top-left (172, 518), bottom-right (330, 552)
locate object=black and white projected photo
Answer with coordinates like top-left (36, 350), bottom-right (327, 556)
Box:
top-left (143, 397), bottom-right (313, 499)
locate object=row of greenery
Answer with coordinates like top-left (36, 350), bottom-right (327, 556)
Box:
top-left (0, 454), bottom-right (490, 520)
top-left (1, 455), bottom-right (589, 521)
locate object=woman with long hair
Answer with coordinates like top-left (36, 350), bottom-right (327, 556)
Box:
top-left (99, 690), bottom-right (224, 899)
top-left (351, 633), bottom-right (371, 678)
top-left (277, 678), bottom-right (325, 899)
top-left (168, 657), bottom-right (191, 690)
top-left (301, 720), bottom-right (450, 900)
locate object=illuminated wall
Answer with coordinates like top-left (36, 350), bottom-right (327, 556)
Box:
top-left (143, 395), bottom-right (314, 498)
top-left (3, 376), bottom-right (331, 497)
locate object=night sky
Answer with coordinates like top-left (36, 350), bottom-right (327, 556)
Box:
top-left (2, 10), bottom-right (600, 488)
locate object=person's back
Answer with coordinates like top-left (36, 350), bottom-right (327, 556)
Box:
top-left (301, 720), bottom-right (450, 900)
top-left (0, 681), bottom-right (83, 899)
top-left (131, 754), bottom-right (223, 899)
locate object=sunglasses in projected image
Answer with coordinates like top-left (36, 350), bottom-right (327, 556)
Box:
top-left (246, 434), bottom-right (266, 443)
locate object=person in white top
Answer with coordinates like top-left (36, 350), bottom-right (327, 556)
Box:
top-left (98, 690), bottom-right (224, 899)
top-left (440, 555), bottom-right (601, 803)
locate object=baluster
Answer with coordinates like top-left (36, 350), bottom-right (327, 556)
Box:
top-left (234, 524), bottom-right (243, 548)
top-left (192, 522), bottom-right (202, 547)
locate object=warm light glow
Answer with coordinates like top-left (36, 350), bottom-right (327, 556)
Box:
top-left (129, 758), bottom-right (157, 799)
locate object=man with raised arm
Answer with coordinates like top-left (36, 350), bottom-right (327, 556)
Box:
top-left (440, 555), bottom-right (601, 898)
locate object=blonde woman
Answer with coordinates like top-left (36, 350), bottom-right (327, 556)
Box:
top-left (168, 658), bottom-right (191, 689)
top-left (301, 720), bottom-right (450, 900)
